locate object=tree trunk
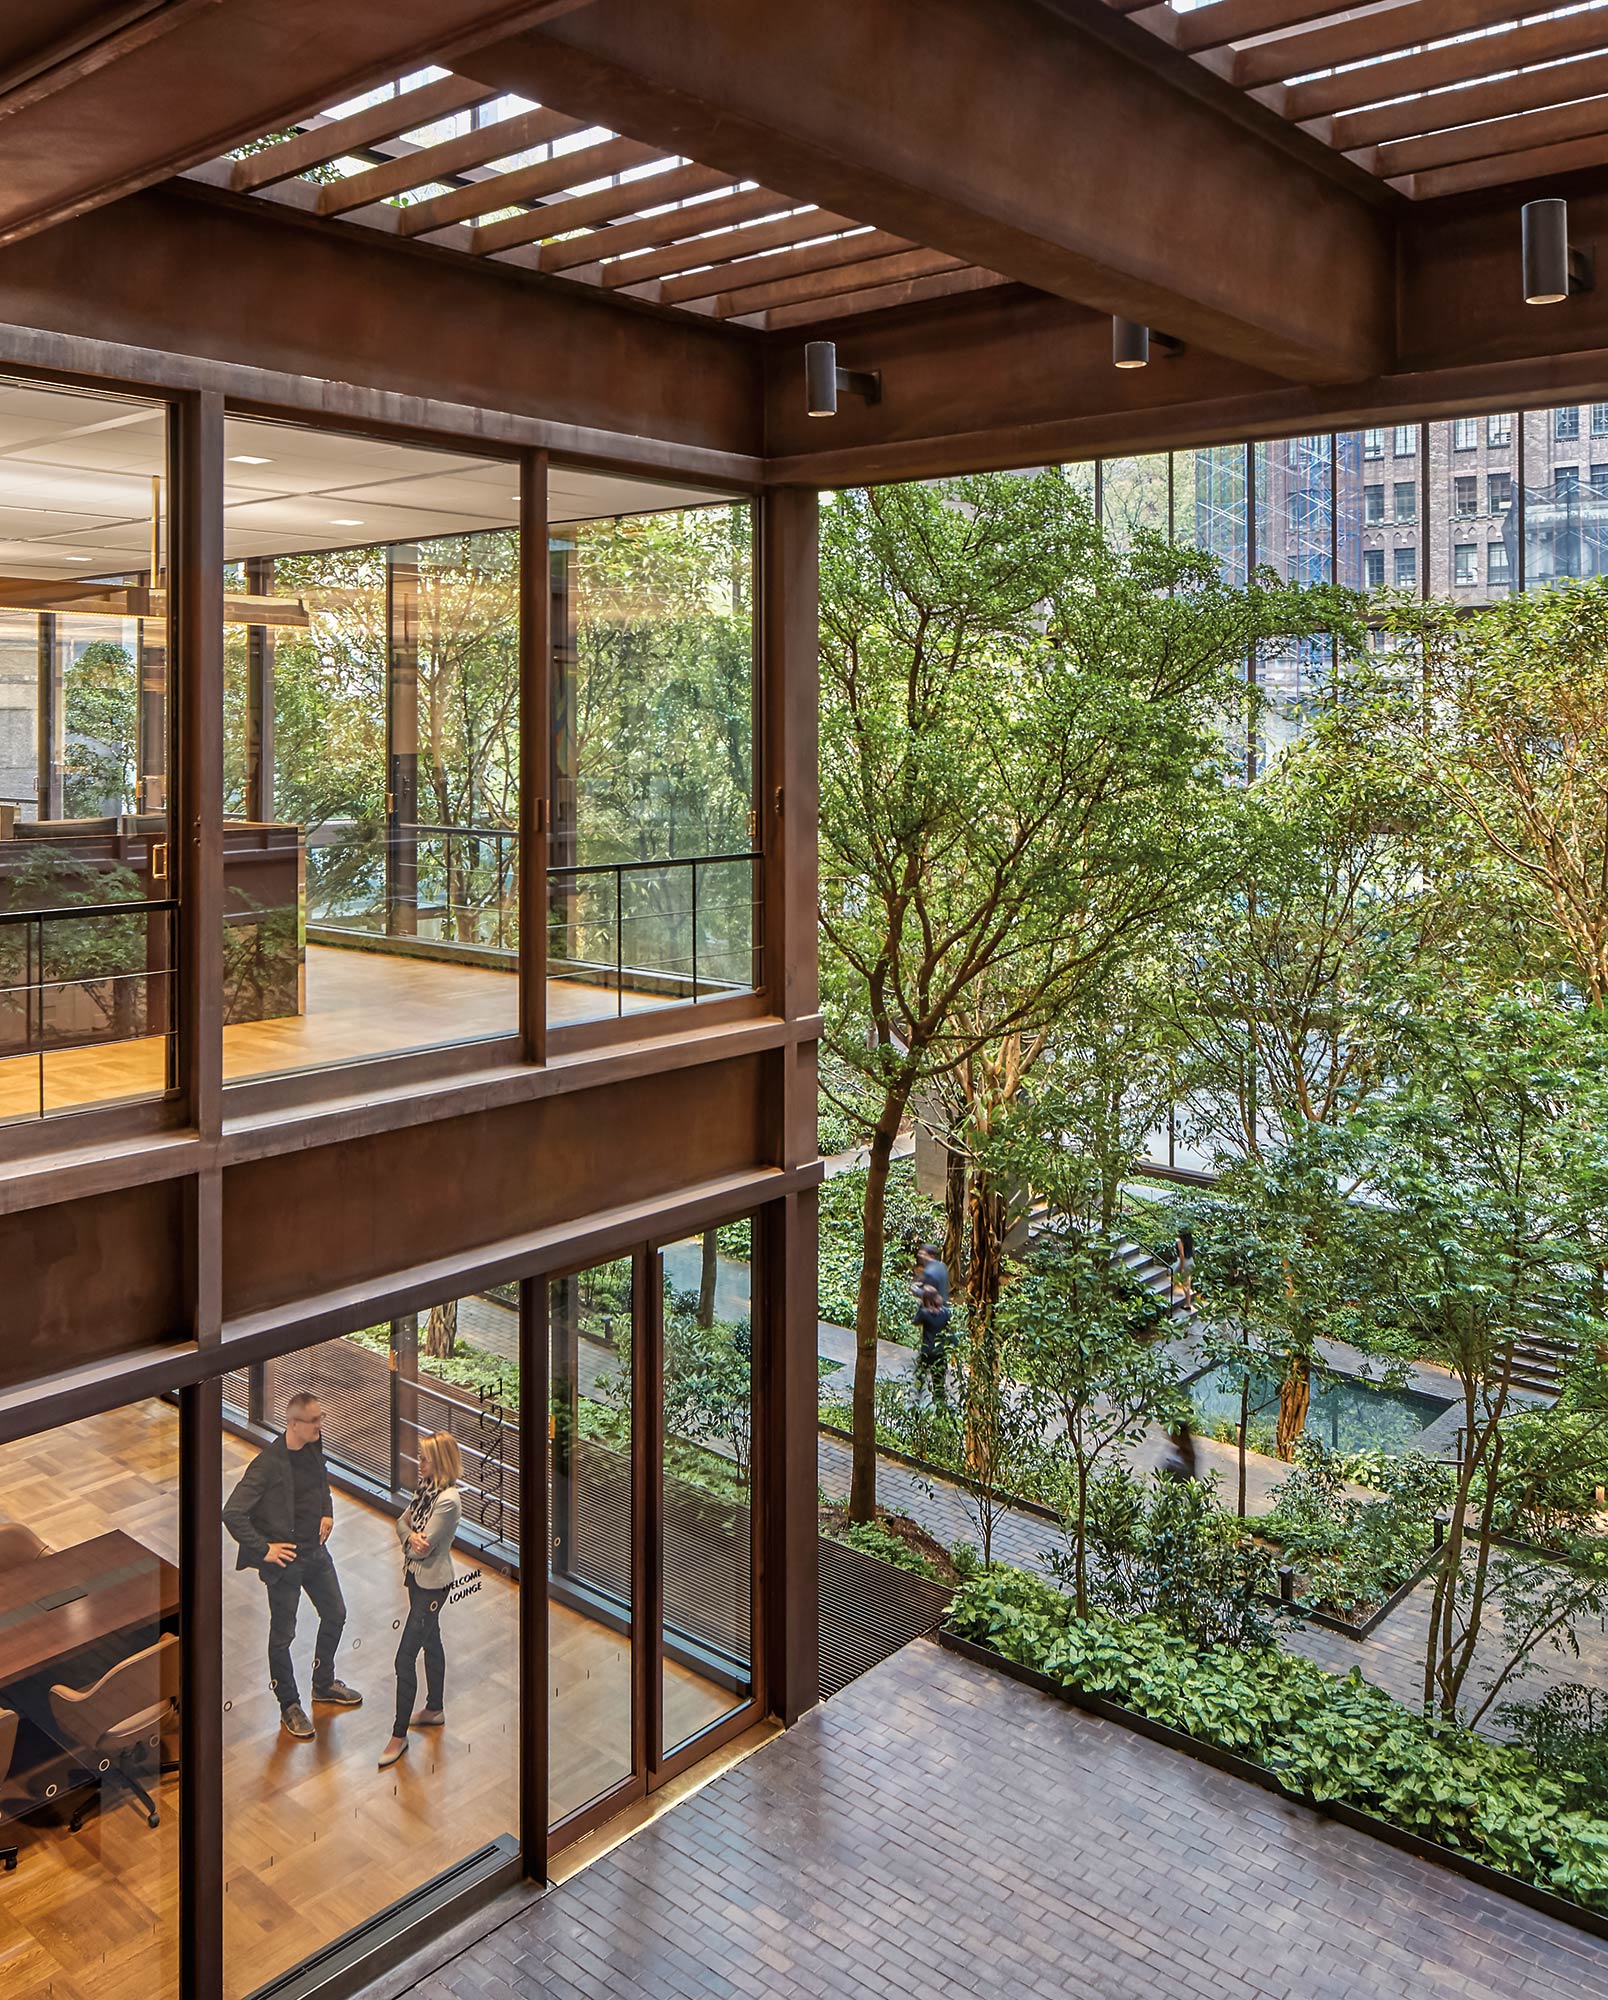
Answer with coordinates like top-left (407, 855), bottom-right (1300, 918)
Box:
top-left (1237, 1372), bottom-right (1249, 1519)
top-left (848, 1093), bottom-right (908, 1523)
top-left (424, 1300), bottom-right (458, 1360)
top-left (1275, 1354), bottom-right (1310, 1461)
top-left (1073, 1455), bottom-right (1089, 1621)
top-left (697, 1229), bottom-right (718, 1328)
top-left (943, 1145), bottom-right (968, 1293)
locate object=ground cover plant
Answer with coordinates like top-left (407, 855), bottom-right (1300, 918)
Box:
top-left (947, 1564), bottom-right (1608, 1913)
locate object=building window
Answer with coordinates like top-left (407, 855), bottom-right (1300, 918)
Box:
top-left (1453, 542), bottom-right (1478, 586)
top-left (1592, 463), bottom-right (1608, 496)
top-left (1363, 428), bottom-right (1384, 459)
top-left (1394, 545), bottom-right (1417, 588)
top-left (1488, 471), bottom-right (1513, 513)
top-left (1452, 476), bottom-right (1478, 517)
top-left (1592, 403), bottom-right (1608, 437)
top-left (224, 1301), bottom-right (520, 1989)
top-left (1364, 482), bottom-right (1385, 524)
top-left (1487, 412), bottom-right (1513, 448)
top-left (1393, 425), bottom-right (1417, 457)
top-left (1488, 539), bottom-right (1512, 587)
top-left (1393, 481), bottom-right (1417, 522)
top-left (0, 375), bottom-right (175, 1126)
top-left (1556, 406), bottom-right (1581, 441)
top-left (1557, 464), bottom-right (1580, 496)
top-left (1363, 547), bottom-right (1385, 589)
top-left (1452, 417), bottom-right (1478, 450)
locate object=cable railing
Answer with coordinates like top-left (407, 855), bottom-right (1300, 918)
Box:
top-left (0, 896), bottom-right (177, 1122)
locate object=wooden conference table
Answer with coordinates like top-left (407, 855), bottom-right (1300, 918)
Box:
top-left (0, 1530), bottom-right (179, 1687)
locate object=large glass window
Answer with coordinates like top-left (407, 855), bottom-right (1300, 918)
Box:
top-left (1254, 435), bottom-right (1332, 765)
top-left (222, 1303), bottom-right (518, 1995)
top-left (0, 1398), bottom-right (180, 1993)
top-left (1174, 445), bottom-right (1247, 583)
top-left (659, 1220), bottom-right (756, 1755)
top-left (220, 418), bottom-right (522, 1084)
top-left (0, 378), bottom-right (175, 1125)
top-left (1100, 454), bottom-right (1169, 548)
top-left (548, 474), bottom-right (758, 1028)
top-left (1523, 406), bottom-right (1608, 588)
top-left (548, 1255), bottom-right (636, 1827)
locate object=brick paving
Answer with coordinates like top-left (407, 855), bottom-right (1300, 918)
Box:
top-left (393, 1638), bottom-right (1608, 2000)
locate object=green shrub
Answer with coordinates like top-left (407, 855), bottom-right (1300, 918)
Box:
top-left (838, 1520), bottom-right (946, 1582)
top-left (947, 1567), bottom-right (1608, 1912)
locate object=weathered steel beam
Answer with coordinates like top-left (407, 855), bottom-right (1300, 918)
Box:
top-left (456, 0), bottom-right (1396, 382)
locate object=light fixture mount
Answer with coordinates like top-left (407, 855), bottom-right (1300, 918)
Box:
top-left (805, 339), bottom-right (882, 418)
top-left (1522, 198), bottom-right (1594, 305)
top-left (1111, 317), bottom-right (1184, 369)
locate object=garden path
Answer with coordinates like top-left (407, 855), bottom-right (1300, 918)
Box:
top-left (383, 1638), bottom-right (1608, 2000)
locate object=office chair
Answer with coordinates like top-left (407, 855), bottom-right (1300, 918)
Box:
top-left (0, 1523), bottom-right (48, 1572)
top-left (49, 1631), bottom-right (179, 1832)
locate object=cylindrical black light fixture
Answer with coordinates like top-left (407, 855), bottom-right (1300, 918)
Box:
top-left (806, 340), bottom-right (839, 418)
top-left (1113, 316), bottom-right (1150, 369)
top-left (1522, 198), bottom-right (1571, 305)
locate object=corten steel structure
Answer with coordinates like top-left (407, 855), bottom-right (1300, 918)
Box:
top-left (6, 2), bottom-right (1608, 1996)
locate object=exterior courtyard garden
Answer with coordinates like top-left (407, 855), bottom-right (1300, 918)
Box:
top-left (816, 469), bottom-right (1608, 1921)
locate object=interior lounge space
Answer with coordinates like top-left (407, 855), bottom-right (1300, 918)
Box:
top-left (0, 377), bottom-right (761, 1122)
top-left (0, 1216), bottom-right (764, 1998)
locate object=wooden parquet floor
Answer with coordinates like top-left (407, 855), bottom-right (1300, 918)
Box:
top-left (0, 943), bottom-right (678, 1120)
top-left (0, 1402), bottom-right (734, 2000)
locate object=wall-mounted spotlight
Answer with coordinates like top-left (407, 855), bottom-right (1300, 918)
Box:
top-left (805, 339), bottom-right (882, 418)
top-left (1522, 198), bottom-right (1594, 305)
top-left (1112, 317), bottom-right (1184, 369)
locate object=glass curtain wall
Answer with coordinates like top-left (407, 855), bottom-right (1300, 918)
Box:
top-left (0, 377), bottom-right (175, 1125)
top-left (548, 478), bottom-right (758, 1026)
top-left (219, 417), bottom-right (522, 1084)
top-left (0, 1398), bottom-right (181, 1993)
top-left (220, 1297), bottom-right (519, 1998)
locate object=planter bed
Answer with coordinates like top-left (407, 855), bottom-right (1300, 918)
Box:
top-left (1259, 1541), bottom-right (1445, 1640)
top-left (938, 1622), bottom-right (1608, 1941)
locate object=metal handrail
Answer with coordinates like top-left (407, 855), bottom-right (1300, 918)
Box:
top-left (0, 894), bottom-right (177, 927)
top-left (547, 848), bottom-right (762, 879)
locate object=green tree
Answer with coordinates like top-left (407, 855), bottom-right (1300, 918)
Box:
top-left (820, 472), bottom-right (1351, 1521)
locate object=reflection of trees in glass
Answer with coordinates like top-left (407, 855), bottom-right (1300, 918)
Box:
top-left (244, 533), bottom-right (519, 936)
top-left (1100, 455), bottom-right (1169, 550)
top-left (63, 638), bottom-right (138, 817)
top-left (565, 505), bottom-right (753, 863)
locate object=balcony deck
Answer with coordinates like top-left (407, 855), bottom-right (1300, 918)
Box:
top-left (0, 942), bottom-right (683, 1124)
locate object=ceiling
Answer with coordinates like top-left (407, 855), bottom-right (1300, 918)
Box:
top-left (186, 65), bottom-right (1013, 330)
top-left (1121, 0), bottom-right (1608, 198)
top-left (0, 378), bottom-right (744, 579)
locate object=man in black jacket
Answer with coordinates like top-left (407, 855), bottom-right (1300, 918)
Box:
top-left (223, 1390), bottom-right (362, 1740)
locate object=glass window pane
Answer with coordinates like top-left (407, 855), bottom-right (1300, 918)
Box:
top-left (0, 1398), bottom-right (180, 1993)
top-left (548, 1256), bottom-right (636, 1825)
top-left (1523, 405), bottom-right (1608, 589)
top-left (1099, 454), bottom-right (1169, 549)
top-left (548, 486), bottom-right (756, 1027)
top-left (221, 418), bottom-right (520, 1084)
top-left (0, 377), bottom-right (175, 1124)
top-left (1254, 435), bottom-right (1333, 767)
top-left (223, 1306), bottom-right (518, 1995)
top-left (1173, 445), bottom-right (1247, 582)
top-left (660, 1220), bottom-right (754, 1754)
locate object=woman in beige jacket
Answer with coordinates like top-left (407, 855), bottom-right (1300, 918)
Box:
top-left (378, 1431), bottom-right (463, 1769)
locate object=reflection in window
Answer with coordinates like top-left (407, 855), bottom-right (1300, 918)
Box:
top-left (548, 493), bottom-right (758, 1026)
top-left (1100, 454), bottom-right (1169, 549)
top-left (221, 418), bottom-right (520, 1084)
top-left (548, 1257), bottom-right (636, 1826)
top-left (222, 1303), bottom-right (518, 1997)
top-left (0, 377), bottom-right (175, 1124)
top-left (0, 1399), bottom-right (180, 1993)
top-left (1175, 445), bottom-right (1247, 584)
top-left (660, 1220), bottom-right (756, 1755)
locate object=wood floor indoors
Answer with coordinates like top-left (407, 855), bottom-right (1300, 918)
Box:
top-left (0, 943), bottom-right (677, 1121)
top-left (0, 1400), bottom-right (734, 2000)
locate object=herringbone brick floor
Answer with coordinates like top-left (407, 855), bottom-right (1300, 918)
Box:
top-left (392, 1639), bottom-right (1608, 2000)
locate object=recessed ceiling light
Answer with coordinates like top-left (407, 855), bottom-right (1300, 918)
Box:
top-left (330, 518), bottom-right (364, 526)
top-left (63, 555), bottom-right (93, 563)
top-left (230, 454), bottom-right (273, 465)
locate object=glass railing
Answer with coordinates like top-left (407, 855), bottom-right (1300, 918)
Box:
top-left (0, 897), bottom-right (177, 1121)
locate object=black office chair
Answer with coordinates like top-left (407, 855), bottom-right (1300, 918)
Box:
top-left (48, 1632), bottom-right (179, 1832)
